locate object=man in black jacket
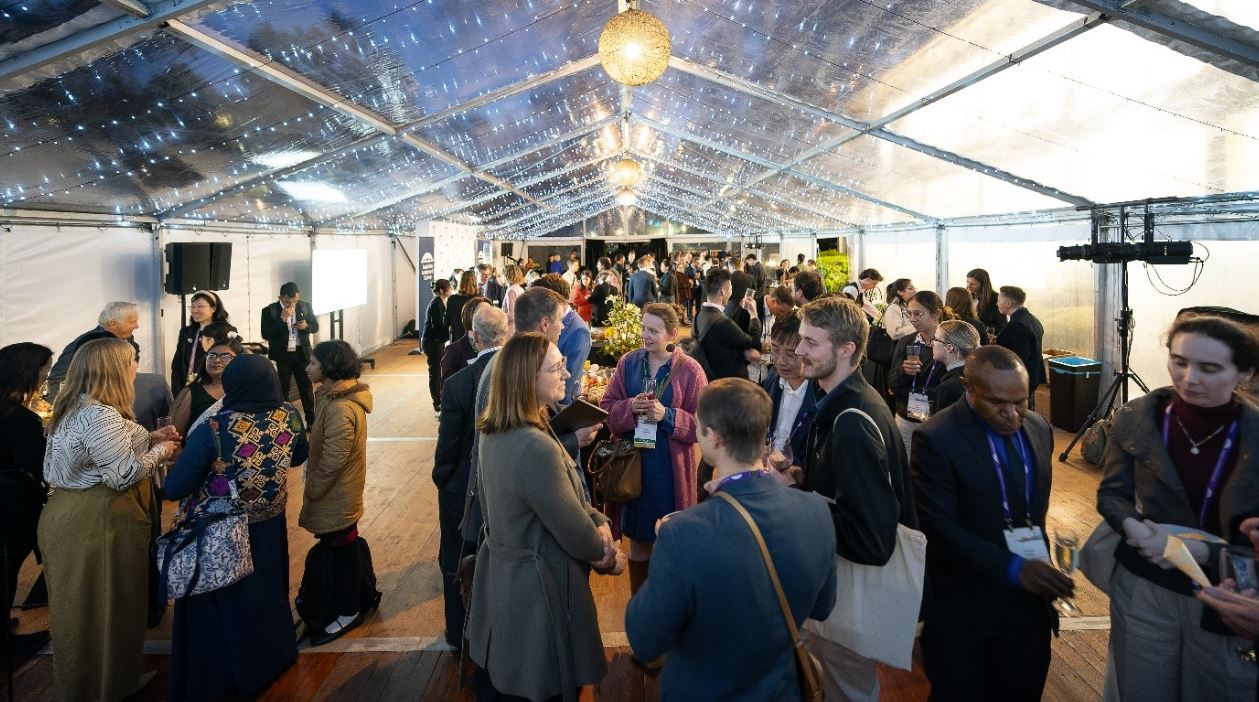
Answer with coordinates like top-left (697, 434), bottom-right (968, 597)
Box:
top-left (724, 258), bottom-right (758, 327)
top-left (422, 279), bottom-right (452, 413)
top-left (795, 296), bottom-right (915, 702)
top-left (433, 304), bottom-right (507, 647)
top-left (260, 281), bottom-right (319, 420)
top-left (911, 345), bottom-right (1072, 701)
top-left (995, 285), bottom-right (1045, 409)
top-left (694, 268), bottom-right (762, 381)
top-left (47, 301), bottom-right (142, 401)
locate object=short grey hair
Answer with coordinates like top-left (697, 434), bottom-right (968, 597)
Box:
top-left (98, 301), bottom-right (139, 327)
top-left (471, 305), bottom-right (508, 350)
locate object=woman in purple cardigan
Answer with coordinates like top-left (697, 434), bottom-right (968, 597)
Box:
top-left (601, 303), bottom-right (706, 600)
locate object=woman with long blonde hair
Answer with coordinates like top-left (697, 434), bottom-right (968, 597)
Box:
top-left (502, 264), bottom-right (526, 337)
top-left (39, 338), bottom-right (180, 701)
top-left (466, 333), bottom-right (624, 701)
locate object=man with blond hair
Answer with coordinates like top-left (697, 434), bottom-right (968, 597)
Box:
top-left (47, 301), bottom-right (142, 401)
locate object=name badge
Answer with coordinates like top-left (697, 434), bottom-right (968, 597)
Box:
top-left (1003, 526), bottom-right (1050, 562)
top-left (907, 392), bottom-right (931, 422)
top-left (633, 419), bottom-right (657, 450)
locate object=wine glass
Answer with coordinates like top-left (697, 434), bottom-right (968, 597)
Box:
top-left (640, 378), bottom-right (657, 420)
top-left (154, 416), bottom-right (176, 487)
top-left (767, 440), bottom-right (793, 472)
top-left (1053, 529), bottom-right (1082, 616)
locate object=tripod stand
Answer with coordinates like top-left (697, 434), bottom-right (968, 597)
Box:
top-left (1059, 261), bottom-right (1149, 462)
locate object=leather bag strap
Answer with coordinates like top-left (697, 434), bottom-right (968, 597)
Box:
top-left (713, 491), bottom-right (822, 695)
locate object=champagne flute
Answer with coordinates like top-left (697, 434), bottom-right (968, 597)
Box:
top-left (154, 416), bottom-right (176, 487)
top-left (1053, 529), bottom-right (1082, 616)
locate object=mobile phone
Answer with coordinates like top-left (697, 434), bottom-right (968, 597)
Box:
top-left (744, 288), bottom-right (756, 300)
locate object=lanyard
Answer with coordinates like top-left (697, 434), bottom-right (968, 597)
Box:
top-left (986, 429), bottom-right (1032, 527)
top-left (712, 469), bottom-right (773, 494)
top-left (186, 327), bottom-right (202, 377)
top-left (1162, 404), bottom-right (1240, 527)
top-left (911, 360), bottom-right (938, 394)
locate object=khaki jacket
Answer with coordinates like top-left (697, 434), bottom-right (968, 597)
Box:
top-left (299, 380), bottom-right (372, 535)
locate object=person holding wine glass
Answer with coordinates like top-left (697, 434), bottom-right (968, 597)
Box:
top-left (888, 291), bottom-right (952, 454)
top-left (1097, 313), bottom-right (1259, 700)
top-left (760, 310), bottom-right (815, 486)
top-left (910, 345), bottom-right (1070, 702)
top-left (601, 303), bottom-right (706, 609)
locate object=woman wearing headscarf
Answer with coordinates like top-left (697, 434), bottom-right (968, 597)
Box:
top-left (39, 338), bottom-right (181, 702)
top-left (163, 354), bottom-right (309, 701)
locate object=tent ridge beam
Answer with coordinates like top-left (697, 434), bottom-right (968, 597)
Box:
top-left (668, 56), bottom-right (1092, 208)
top-left (694, 12), bottom-right (1105, 211)
top-left (164, 21), bottom-right (550, 220)
top-left (1063, 0), bottom-right (1259, 69)
top-left (0, 0), bottom-right (222, 88)
top-left (634, 115), bottom-right (938, 223)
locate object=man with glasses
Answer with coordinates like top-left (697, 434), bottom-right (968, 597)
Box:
top-left (761, 310), bottom-right (815, 484)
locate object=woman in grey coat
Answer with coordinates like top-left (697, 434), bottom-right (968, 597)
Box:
top-left (468, 333), bottom-right (625, 701)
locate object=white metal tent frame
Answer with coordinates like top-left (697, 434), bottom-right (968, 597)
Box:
top-left (1, 0), bottom-right (1257, 237)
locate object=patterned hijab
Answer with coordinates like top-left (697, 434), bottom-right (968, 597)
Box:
top-left (221, 354), bottom-right (284, 413)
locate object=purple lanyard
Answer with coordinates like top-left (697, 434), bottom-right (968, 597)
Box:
top-left (985, 430), bottom-right (1032, 526)
top-left (1162, 404), bottom-right (1240, 527)
top-left (186, 327), bottom-right (202, 377)
top-left (713, 469), bottom-right (773, 493)
top-left (911, 361), bottom-right (938, 394)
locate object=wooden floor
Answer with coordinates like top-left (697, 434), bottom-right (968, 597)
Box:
top-left (5, 342), bottom-right (1110, 701)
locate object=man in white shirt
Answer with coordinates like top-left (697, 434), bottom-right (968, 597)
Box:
top-left (760, 310), bottom-right (816, 473)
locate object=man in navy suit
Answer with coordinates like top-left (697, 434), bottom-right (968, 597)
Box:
top-left (433, 304), bottom-right (507, 647)
top-left (626, 379), bottom-right (837, 700)
top-left (912, 345), bottom-right (1073, 701)
top-left (761, 309), bottom-right (816, 473)
top-left (995, 285), bottom-right (1045, 410)
top-left (260, 281), bottom-right (319, 420)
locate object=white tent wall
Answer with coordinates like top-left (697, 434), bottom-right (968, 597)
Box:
top-left (392, 234), bottom-right (418, 332)
top-left (778, 235), bottom-right (817, 268)
top-left (0, 223), bottom-right (162, 373)
top-left (311, 234), bottom-right (397, 356)
top-left (158, 229), bottom-right (313, 374)
top-left (861, 229), bottom-right (939, 301)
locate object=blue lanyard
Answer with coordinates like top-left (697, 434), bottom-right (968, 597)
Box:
top-left (986, 429), bottom-right (1032, 526)
top-left (1162, 404), bottom-right (1240, 528)
top-left (911, 362), bottom-right (938, 394)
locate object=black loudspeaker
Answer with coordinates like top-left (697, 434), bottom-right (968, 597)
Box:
top-left (500, 242), bottom-right (512, 257)
top-left (165, 242), bottom-right (232, 294)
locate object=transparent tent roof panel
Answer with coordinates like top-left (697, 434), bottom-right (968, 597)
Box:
top-left (194, 0), bottom-right (612, 124)
top-left (0, 31), bottom-right (373, 215)
top-left (485, 126), bottom-right (623, 183)
top-left (1, 0), bottom-right (119, 46)
top-left (648, 0), bottom-right (1075, 123)
top-left (181, 181), bottom-right (311, 226)
top-left (888, 24), bottom-right (1259, 202)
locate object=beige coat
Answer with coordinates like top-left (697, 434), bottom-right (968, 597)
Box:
top-left (467, 424), bottom-right (609, 701)
top-left (298, 380), bottom-right (372, 535)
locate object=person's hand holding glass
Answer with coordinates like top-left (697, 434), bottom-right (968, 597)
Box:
top-left (1198, 517), bottom-right (1259, 655)
top-left (902, 341), bottom-right (924, 376)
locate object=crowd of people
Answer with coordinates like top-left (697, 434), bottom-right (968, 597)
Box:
top-left (424, 249), bottom-right (1259, 702)
top-left (2, 283), bottom-right (378, 701)
top-left (4, 248), bottom-right (1259, 702)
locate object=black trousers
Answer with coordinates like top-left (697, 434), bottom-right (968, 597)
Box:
top-left (437, 487), bottom-right (474, 646)
top-left (275, 349), bottom-right (315, 420)
top-left (316, 525), bottom-right (364, 618)
top-left (423, 340), bottom-right (446, 409)
top-left (921, 619), bottom-right (1051, 702)
top-left (474, 666), bottom-right (575, 702)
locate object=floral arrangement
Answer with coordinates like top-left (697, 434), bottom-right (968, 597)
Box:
top-left (601, 296), bottom-right (643, 360)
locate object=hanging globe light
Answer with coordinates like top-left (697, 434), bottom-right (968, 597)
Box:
top-left (608, 158), bottom-right (643, 188)
top-left (598, 6), bottom-right (671, 86)
top-left (615, 189), bottom-right (638, 207)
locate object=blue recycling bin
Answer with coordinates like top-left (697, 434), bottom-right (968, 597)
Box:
top-left (1047, 356), bottom-right (1101, 432)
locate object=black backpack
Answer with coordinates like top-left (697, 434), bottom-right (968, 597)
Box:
top-left (295, 537), bottom-right (382, 632)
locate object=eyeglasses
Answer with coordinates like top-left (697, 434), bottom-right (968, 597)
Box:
top-left (770, 345), bottom-right (800, 363)
top-left (907, 310), bottom-right (930, 319)
top-left (546, 359), bottom-right (567, 375)
top-left (205, 352), bottom-right (236, 362)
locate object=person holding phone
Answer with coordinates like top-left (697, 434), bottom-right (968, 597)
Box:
top-left (601, 304), bottom-right (707, 610)
top-left (260, 282), bottom-right (319, 421)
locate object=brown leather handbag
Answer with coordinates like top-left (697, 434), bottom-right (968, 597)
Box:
top-left (587, 438), bottom-right (642, 504)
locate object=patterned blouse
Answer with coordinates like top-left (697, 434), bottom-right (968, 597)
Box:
top-left (43, 396), bottom-right (162, 491)
top-left (165, 403), bottom-right (308, 524)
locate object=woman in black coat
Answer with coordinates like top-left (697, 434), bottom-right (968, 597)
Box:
top-left (587, 273), bottom-right (617, 326)
top-left (0, 342), bottom-right (53, 664)
top-left (965, 268), bottom-right (1005, 341)
top-left (170, 291), bottom-right (229, 392)
top-left (422, 279), bottom-right (452, 412)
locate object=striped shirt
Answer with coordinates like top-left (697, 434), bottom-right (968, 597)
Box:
top-left (43, 396), bottom-right (162, 491)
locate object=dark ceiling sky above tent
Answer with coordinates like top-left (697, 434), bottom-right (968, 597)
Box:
top-left (0, 0), bottom-right (1256, 236)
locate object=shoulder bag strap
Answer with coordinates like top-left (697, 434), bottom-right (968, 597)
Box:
top-left (835, 407), bottom-right (892, 487)
top-left (713, 491), bottom-right (822, 695)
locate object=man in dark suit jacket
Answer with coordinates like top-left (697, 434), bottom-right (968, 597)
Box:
top-left (724, 259), bottom-right (758, 325)
top-left (912, 345), bottom-right (1073, 702)
top-left (761, 310), bottom-right (816, 465)
top-left (260, 281), bottom-right (319, 420)
top-left (625, 254), bottom-right (659, 307)
top-left (626, 379), bottom-right (836, 699)
top-left (795, 296), bottom-right (916, 702)
top-left (433, 304), bottom-right (507, 647)
top-left (995, 285), bottom-right (1045, 409)
top-left (694, 268), bottom-right (762, 381)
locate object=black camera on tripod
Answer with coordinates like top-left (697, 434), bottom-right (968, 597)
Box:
top-left (1056, 240), bottom-right (1193, 265)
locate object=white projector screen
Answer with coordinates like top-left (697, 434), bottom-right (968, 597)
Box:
top-left (311, 249), bottom-right (368, 314)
